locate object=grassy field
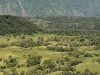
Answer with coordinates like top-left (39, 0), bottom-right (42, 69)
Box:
top-left (0, 33), bottom-right (100, 75)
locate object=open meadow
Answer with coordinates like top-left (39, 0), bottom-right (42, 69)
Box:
top-left (0, 33), bottom-right (100, 75)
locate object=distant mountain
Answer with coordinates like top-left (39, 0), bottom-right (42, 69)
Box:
top-left (0, 0), bottom-right (100, 17)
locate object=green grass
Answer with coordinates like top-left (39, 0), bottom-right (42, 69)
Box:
top-left (0, 33), bottom-right (100, 75)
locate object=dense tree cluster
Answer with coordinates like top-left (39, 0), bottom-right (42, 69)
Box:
top-left (0, 15), bottom-right (40, 35)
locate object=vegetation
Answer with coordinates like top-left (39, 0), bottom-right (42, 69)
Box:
top-left (0, 15), bottom-right (40, 35)
top-left (0, 15), bottom-right (100, 75)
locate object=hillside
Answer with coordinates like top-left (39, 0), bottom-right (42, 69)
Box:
top-left (29, 16), bottom-right (100, 35)
top-left (0, 15), bottom-right (100, 35)
top-left (0, 0), bottom-right (100, 17)
top-left (0, 15), bottom-right (39, 35)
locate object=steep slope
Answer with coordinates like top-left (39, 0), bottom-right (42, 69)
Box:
top-left (0, 0), bottom-right (100, 17)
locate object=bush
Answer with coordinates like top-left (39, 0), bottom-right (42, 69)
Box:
top-left (70, 60), bottom-right (82, 66)
top-left (82, 69), bottom-right (97, 75)
top-left (4, 56), bottom-right (18, 67)
top-left (37, 37), bottom-right (44, 46)
top-left (0, 58), bottom-right (2, 61)
top-left (26, 69), bottom-right (41, 75)
top-left (56, 59), bottom-right (65, 65)
top-left (20, 71), bottom-right (25, 75)
top-left (10, 68), bottom-right (18, 75)
top-left (47, 46), bottom-right (67, 52)
top-left (64, 57), bottom-right (69, 61)
top-left (0, 44), bottom-right (8, 48)
top-left (20, 39), bottom-right (34, 48)
top-left (84, 53), bottom-right (93, 57)
top-left (62, 71), bottom-right (73, 75)
top-left (11, 38), bottom-right (35, 48)
top-left (63, 66), bottom-right (76, 72)
top-left (43, 59), bottom-right (56, 69)
top-left (27, 55), bottom-right (42, 67)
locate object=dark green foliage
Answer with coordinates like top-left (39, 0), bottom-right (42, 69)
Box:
top-left (70, 60), bottom-right (82, 66)
top-left (37, 37), bottom-right (44, 46)
top-left (19, 39), bottom-right (34, 48)
top-left (26, 69), bottom-right (41, 75)
top-left (56, 57), bottom-right (69, 65)
top-left (80, 38), bottom-right (85, 42)
top-left (64, 57), bottom-right (69, 62)
top-left (43, 59), bottom-right (56, 69)
top-left (75, 69), bottom-right (99, 75)
top-left (3, 68), bottom-right (18, 75)
top-left (0, 15), bottom-right (100, 36)
top-left (0, 66), bottom-right (6, 72)
top-left (10, 68), bottom-right (18, 75)
top-left (4, 56), bottom-right (18, 67)
top-left (0, 15), bottom-right (40, 35)
top-left (84, 53), bottom-right (93, 58)
top-left (56, 59), bottom-right (65, 65)
top-left (33, 16), bottom-right (100, 36)
top-left (27, 55), bottom-right (42, 67)
top-left (11, 38), bottom-right (35, 48)
top-left (64, 66), bottom-right (76, 72)
top-left (62, 71), bottom-right (73, 75)
top-left (47, 46), bottom-right (67, 52)
top-left (0, 58), bottom-right (2, 61)
top-left (82, 69), bottom-right (97, 75)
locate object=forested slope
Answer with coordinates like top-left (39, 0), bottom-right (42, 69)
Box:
top-left (30, 16), bottom-right (100, 35)
top-left (0, 15), bottom-right (100, 35)
top-left (0, 15), bottom-right (40, 35)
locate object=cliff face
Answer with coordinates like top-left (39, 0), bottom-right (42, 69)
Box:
top-left (0, 0), bottom-right (100, 17)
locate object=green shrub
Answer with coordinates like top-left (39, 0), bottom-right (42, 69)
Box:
top-left (37, 37), bottom-right (44, 46)
top-left (20, 71), bottom-right (25, 75)
top-left (84, 53), bottom-right (93, 57)
top-left (10, 68), bottom-right (18, 75)
top-left (70, 60), bottom-right (82, 66)
top-left (27, 55), bottom-right (42, 67)
top-left (0, 44), bottom-right (8, 48)
top-left (4, 56), bottom-right (18, 67)
top-left (56, 59), bottom-right (65, 65)
top-left (0, 58), bottom-right (2, 61)
top-left (43, 59), bottom-right (56, 69)
top-left (11, 38), bottom-right (35, 48)
top-left (62, 71), bottom-right (73, 75)
top-left (20, 39), bottom-right (34, 48)
top-left (47, 46), bottom-right (67, 52)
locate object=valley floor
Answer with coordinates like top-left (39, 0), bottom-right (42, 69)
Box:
top-left (0, 33), bottom-right (100, 75)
